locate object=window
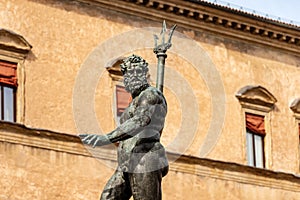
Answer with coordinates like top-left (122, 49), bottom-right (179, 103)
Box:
top-left (245, 113), bottom-right (265, 168)
top-left (115, 85), bottom-right (131, 125)
top-left (299, 123), bottom-right (300, 170)
top-left (0, 60), bottom-right (17, 122)
top-left (236, 85), bottom-right (277, 169)
top-left (290, 98), bottom-right (300, 172)
top-left (0, 29), bottom-right (31, 123)
top-left (106, 58), bottom-right (132, 126)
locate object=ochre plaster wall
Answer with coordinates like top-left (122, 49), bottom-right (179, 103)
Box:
top-left (0, 142), bottom-right (112, 200)
top-left (1, 0), bottom-right (300, 175)
top-left (2, 136), bottom-right (300, 200)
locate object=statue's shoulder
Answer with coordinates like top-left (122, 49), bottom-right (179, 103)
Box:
top-left (142, 86), bottom-right (164, 98)
top-left (139, 86), bottom-right (165, 105)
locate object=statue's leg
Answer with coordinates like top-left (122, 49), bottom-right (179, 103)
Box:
top-left (128, 170), bottom-right (162, 200)
top-left (100, 170), bottom-right (132, 200)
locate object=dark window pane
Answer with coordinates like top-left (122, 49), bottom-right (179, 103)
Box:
top-left (246, 131), bottom-right (254, 166)
top-left (115, 85), bottom-right (131, 126)
top-left (246, 129), bottom-right (265, 168)
top-left (3, 86), bottom-right (14, 122)
top-left (254, 134), bottom-right (264, 168)
top-left (116, 85), bottom-right (131, 117)
top-left (0, 86), bottom-right (2, 120)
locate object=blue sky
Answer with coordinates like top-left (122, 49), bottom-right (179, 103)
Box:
top-left (205, 0), bottom-right (300, 25)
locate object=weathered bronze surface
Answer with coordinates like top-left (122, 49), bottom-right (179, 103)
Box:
top-left (153, 20), bottom-right (176, 93)
top-left (79, 55), bottom-right (169, 199)
top-left (79, 22), bottom-right (176, 200)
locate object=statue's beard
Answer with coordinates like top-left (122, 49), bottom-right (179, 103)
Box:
top-left (124, 77), bottom-right (148, 95)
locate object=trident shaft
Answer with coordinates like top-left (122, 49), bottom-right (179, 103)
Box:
top-left (153, 21), bottom-right (177, 93)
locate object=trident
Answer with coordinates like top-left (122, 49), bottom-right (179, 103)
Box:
top-left (153, 20), bottom-right (177, 93)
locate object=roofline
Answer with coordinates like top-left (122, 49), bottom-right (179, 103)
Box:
top-left (75, 0), bottom-right (300, 56)
top-left (189, 0), bottom-right (300, 30)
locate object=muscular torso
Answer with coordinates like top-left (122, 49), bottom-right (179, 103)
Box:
top-left (117, 86), bottom-right (168, 173)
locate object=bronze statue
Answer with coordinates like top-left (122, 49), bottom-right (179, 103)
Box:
top-left (79, 21), bottom-right (176, 200)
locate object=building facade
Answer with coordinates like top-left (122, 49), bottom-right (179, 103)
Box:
top-left (1, 0), bottom-right (300, 199)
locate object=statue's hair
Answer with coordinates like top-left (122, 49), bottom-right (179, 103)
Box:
top-left (120, 54), bottom-right (148, 75)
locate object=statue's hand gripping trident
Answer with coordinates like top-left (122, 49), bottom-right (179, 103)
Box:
top-left (153, 20), bottom-right (177, 93)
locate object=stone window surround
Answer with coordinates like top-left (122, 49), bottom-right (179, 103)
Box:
top-left (236, 85), bottom-right (277, 169)
top-left (106, 57), bottom-right (127, 126)
top-left (0, 29), bottom-right (32, 123)
top-left (106, 57), bottom-right (151, 127)
top-left (245, 113), bottom-right (266, 168)
top-left (290, 98), bottom-right (300, 120)
top-left (290, 98), bottom-right (300, 173)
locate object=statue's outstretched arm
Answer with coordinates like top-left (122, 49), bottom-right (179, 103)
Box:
top-left (79, 90), bottom-right (161, 147)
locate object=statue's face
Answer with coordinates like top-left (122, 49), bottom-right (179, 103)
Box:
top-left (123, 63), bottom-right (148, 94)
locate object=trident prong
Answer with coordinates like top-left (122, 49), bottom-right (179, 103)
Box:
top-left (153, 34), bottom-right (159, 49)
top-left (168, 24), bottom-right (177, 44)
top-left (154, 20), bottom-right (176, 54)
top-left (161, 20), bottom-right (167, 44)
top-left (153, 20), bottom-right (177, 93)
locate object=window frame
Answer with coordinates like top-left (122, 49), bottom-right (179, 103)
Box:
top-left (113, 84), bottom-right (131, 126)
top-left (246, 124), bottom-right (266, 168)
top-left (0, 83), bottom-right (17, 122)
top-left (290, 98), bottom-right (300, 173)
top-left (0, 29), bottom-right (31, 123)
top-left (298, 122), bottom-right (300, 172)
top-left (243, 110), bottom-right (269, 168)
top-left (236, 85), bottom-right (277, 169)
top-left (0, 55), bottom-right (23, 123)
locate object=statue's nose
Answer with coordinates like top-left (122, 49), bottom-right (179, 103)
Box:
top-left (133, 70), bottom-right (141, 76)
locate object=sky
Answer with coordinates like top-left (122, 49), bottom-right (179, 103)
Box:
top-left (204, 0), bottom-right (300, 26)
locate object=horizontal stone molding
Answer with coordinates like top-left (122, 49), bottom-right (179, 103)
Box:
top-left (75, 0), bottom-right (300, 56)
top-left (1, 121), bottom-right (300, 192)
top-left (170, 154), bottom-right (300, 192)
top-left (0, 121), bottom-right (89, 156)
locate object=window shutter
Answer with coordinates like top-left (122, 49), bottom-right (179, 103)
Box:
top-left (116, 85), bottom-right (131, 116)
top-left (0, 60), bottom-right (17, 87)
top-left (246, 113), bottom-right (265, 135)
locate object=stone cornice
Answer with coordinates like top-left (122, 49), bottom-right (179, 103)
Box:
top-left (236, 85), bottom-right (277, 112)
top-left (290, 98), bottom-right (300, 119)
top-left (75, 0), bottom-right (300, 56)
top-left (1, 121), bottom-right (300, 192)
top-left (106, 58), bottom-right (124, 81)
top-left (0, 29), bottom-right (32, 59)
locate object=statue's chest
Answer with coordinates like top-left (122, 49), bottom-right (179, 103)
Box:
top-left (121, 97), bottom-right (139, 122)
top-left (125, 97), bottom-right (138, 118)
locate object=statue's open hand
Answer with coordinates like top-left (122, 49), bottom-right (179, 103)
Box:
top-left (78, 134), bottom-right (109, 147)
